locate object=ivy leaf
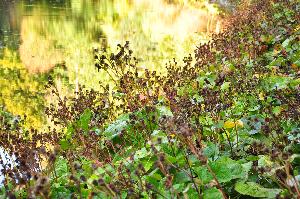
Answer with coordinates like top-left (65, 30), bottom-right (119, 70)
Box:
top-left (235, 181), bottom-right (281, 198)
top-left (203, 187), bottom-right (223, 199)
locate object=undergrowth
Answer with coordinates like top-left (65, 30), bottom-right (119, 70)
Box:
top-left (0, 0), bottom-right (300, 198)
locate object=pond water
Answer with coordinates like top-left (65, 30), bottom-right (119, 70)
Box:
top-left (0, 0), bottom-right (221, 128)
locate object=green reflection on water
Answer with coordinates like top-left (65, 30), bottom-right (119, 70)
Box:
top-left (0, 0), bottom-right (220, 128)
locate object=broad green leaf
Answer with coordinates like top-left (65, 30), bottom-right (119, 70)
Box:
top-left (174, 171), bottom-right (190, 184)
top-left (50, 187), bottom-right (71, 198)
top-left (209, 157), bottom-right (247, 183)
top-left (52, 156), bottom-right (69, 188)
top-left (151, 130), bottom-right (168, 144)
top-left (65, 124), bottom-right (75, 139)
top-left (282, 38), bottom-right (290, 48)
top-left (272, 106), bottom-right (282, 116)
top-left (121, 192), bottom-right (127, 199)
top-left (235, 181), bottom-right (281, 198)
top-left (173, 184), bottom-right (185, 192)
top-left (157, 105), bottom-right (173, 117)
top-left (104, 114), bottom-right (129, 139)
top-left (145, 169), bottom-right (162, 187)
top-left (194, 166), bottom-right (213, 184)
top-left (192, 94), bottom-right (204, 104)
top-left (221, 82), bottom-right (231, 91)
top-left (143, 161), bottom-right (153, 172)
top-left (290, 78), bottom-right (300, 87)
top-left (242, 161), bottom-right (253, 173)
top-left (264, 76), bottom-right (292, 91)
top-left (134, 147), bottom-right (149, 160)
top-left (203, 142), bottom-right (219, 159)
top-left (59, 139), bottom-right (70, 150)
top-left (77, 109), bottom-right (92, 131)
top-left (203, 187), bottom-right (223, 199)
top-left (54, 156), bottom-right (68, 177)
top-left (269, 57), bottom-right (284, 67)
top-left (186, 187), bottom-right (199, 198)
top-left (258, 155), bottom-right (273, 168)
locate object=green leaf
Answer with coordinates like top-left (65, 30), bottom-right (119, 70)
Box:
top-left (258, 155), bottom-right (273, 168)
top-left (194, 166), bottom-right (213, 184)
top-left (104, 114), bottom-right (129, 139)
top-left (242, 162), bottom-right (253, 176)
top-left (203, 187), bottom-right (223, 199)
top-left (203, 142), bottom-right (219, 159)
top-left (264, 76), bottom-right (292, 91)
top-left (173, 183), bottom-right (185, 192)
top-left (121, 192), bottom-right (127, 199)
top-left (290, 78), bottom-right (300, 88)
top-left (174, 171), bottom-right (190, 184)
top-left (50, 187), bottom-right (71, 198)
top-left (282, 38), bottom-right (290, 48)
top-left (59, 139), bottom-right (70, 150)
top-left (52, 156), bottom-right (69, 187)
top-left (221, 82), bottom-right (231, 91)
top-left (54, 156), bottom-right (68, 177)
top-left (269, 57), bottom-right (284, 67)
top-left (272, 106), bottom-right (282, 116)
top-left (143, 160), bottom-right (153, 172)
top-left (77, 109), bottom-right (92, 131)
top-left (65, 124), bottom-right (75, 139)
top-left (209, 157), bottom-right (248, 183)
top-left (186, 187), bottom-right (199, 198)
top-left (157, 105), bottom-right (173, 117)
top-left (235, 181), bottom-right (281, 198)
top-left (146, 169), bottom-right (162, 187)
top-left (134, 147), bottom-right (149, 160)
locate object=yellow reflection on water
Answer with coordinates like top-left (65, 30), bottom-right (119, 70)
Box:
top-left (19, 0), bottom-right (220, 75)
top-left (1, 0), bottom-right (221, 128)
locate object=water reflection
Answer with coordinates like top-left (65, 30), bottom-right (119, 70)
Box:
top-left (0, 146), bottom-right (17, 186)
top-left (0, 0), bottom-right (220, 128)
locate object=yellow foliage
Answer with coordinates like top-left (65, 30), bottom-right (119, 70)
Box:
top-left (0, 48), bottom-right (46, 128)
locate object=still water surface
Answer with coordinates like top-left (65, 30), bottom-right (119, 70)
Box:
top-left (0, 0), bottom-right (220, 128)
